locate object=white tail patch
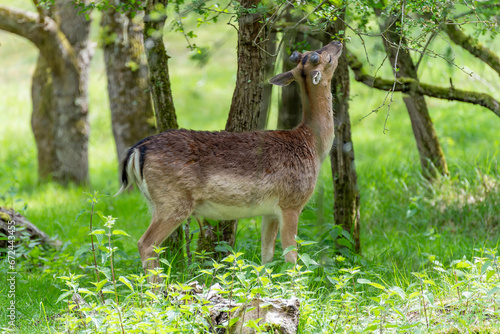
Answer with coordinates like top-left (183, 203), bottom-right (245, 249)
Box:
top-left (114, 149), bottom-right (152, 202)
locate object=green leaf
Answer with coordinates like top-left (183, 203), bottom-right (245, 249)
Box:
top-left (368, 282), bottom-right (386, 290)
top-left (389, 286), bottom-right (406, 300)
top-left (112, 229), bottom-right (130, 237)
top-left (300, 253), bottom-right (319, 269)
top-left (78, 288), bottom-right (94, 295)
top-left (56, 291), bottom-right (73, 304)
top-left (119, 276), bottom-right (134, 291)
top-left (357, 278), bottom-right (372, 284)
top-left (487, 286), bottom-right (500, 298)
top-left (90, 278), bottom-right (109, 292)
top-left (228, 317), bottom-right (240, 327)
top-left (90, 229), bottom-right (105, 235)
top-left (283, 245), bottom-right (297, 256)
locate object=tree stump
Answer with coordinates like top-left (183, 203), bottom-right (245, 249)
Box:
top-left (170, 282), bottom-right (300, 334)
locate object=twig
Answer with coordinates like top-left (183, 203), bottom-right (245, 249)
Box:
top-left (415, 30), bottom-right (438, 71)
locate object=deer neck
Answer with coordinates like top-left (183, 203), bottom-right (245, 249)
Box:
top-left (298, 80), bottom-right (334, 162)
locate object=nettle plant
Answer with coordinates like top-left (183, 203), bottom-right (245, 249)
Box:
top-left (51, 193), bottom-right (500, 333)
top-left (53, 193), bottom-right (324, 333)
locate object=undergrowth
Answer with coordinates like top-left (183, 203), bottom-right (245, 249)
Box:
top-left (2, 188), bottom-right (500, 333)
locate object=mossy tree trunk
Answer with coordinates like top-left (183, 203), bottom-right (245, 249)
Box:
top-left (326, 12), bottom-right (361, 253)
top-left (0, 1), bottom-right (93, 184)
top-left (198, 0), bottom-right (268, 257)
top-left (101, 2), bottom-right (154, 164)
top-left (31, 55), bottom-right (56, 180)
top-left (143, 0), bottom-right (179, 131)
top-left (142, 0), bottom-right (182, 253)
top-left (378, 12), bottom-right (448, 178)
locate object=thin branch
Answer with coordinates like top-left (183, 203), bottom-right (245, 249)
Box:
top-left (347, 50), bottom-right (500, 118)
top-left (415, 30), bottom-right (438, 72)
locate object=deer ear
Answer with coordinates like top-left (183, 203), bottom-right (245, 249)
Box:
top-left (269, 71), bottom-right (295, 87)
top-left (311, 70), bottom-right (322, 85)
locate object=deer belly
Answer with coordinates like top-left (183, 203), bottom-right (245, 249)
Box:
top-left (193, 200), bottom-right (279, 220)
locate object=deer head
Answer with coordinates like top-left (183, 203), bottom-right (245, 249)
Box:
top-left (269, 41), bottom-right (343, 88)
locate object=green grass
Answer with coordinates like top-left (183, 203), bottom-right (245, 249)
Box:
top-left (1, 1), bottom-right (500, 332)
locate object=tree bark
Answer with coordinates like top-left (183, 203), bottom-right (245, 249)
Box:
top-left (326, 14), bottom-right (361, 253)
top-left (143, 0), bottom-right (178, 132)
top-left (225, 0), bottom-right (267, 133)
top-left (52, 0), bottom-right (92, 184)
top-left (31, 55), bottom-right (56, 180)
top-left (0, 3), bottom-right (92, 184)
top-left (378, 13), bottom-right (448, 178)
top-left (347, 51), bottom-right (500, 117)
top-left (101, 3), bottom-right (154, 164)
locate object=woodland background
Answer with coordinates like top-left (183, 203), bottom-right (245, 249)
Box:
top-left (0, 0), bottom-right (499, 332)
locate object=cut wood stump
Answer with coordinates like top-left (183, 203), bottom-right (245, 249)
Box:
top-left (170, 282), bottom-right (300, 334)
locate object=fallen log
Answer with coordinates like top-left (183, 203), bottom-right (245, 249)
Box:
top-left (0, 207), bottom-right (58, 250)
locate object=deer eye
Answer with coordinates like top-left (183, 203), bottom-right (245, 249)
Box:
top-left (328, 54), bottom-right (332, 64)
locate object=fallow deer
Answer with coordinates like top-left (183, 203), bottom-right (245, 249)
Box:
top-left (117, 41), bottom-right (343, 272)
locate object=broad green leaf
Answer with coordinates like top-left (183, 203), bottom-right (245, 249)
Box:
top-left (112, 229), bottom-right (130, 237)
top-left (487, 286), bottom-right (500, 298)
top-left (368, 282), bottom-right (386, 290)
top-left (145, 290), bottom-right (159, 301)
top-left (90, 278), bottom-right (109, 292)
top-left (119, 276), bottom-right (134, 291)
top-left (228, 317), bottom-right (240, 327)
top-left (56, 291), bottom-right (73, 304)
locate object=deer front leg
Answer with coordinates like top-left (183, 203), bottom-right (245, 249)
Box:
top-left (280, 208), bottom-right (300, 263)
top-left (261, 215), bottom-right (280, 263)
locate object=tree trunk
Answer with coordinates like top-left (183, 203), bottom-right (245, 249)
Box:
top-left (257, 31), bottom-right (277, 130)
top-left (101, 3), bottom-right (154, 164)
top-left (58, 12), bottom-right (90, 182)
top-left (225, 0), bottom-right (267, 133)
top-left (143, 0), bottom-right (178, 131)
top-left (278, 28), bottom-right (322, 130)
top-left (378, 14), bottom-right (448, 178)
top-left (326, 15), bottom-right (361, 253)
top-left (0, 2), bottom-right (92, 184)
top-left (49, 0), bottom-right (93, 184)
top-left (143, 0), bottom-right (182, 252)
top-left (198, 0), bottom-right (268, 257)
top-left (31, 55), bottom-right (56, 180)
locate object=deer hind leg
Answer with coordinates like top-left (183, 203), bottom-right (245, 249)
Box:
top-left (261, 215), bottom-right (280, 264)
top-left (138, 196), bottom-right (194, 275)
top-left (280, 208), bottom-right (300, 263)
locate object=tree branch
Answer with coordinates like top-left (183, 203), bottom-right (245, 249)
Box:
top-left (443, 22), bottom-right (500, 76)
top-left (347, 51), bottom-right (500, 117)
top-left (0, 5), bottom-right (77, 76)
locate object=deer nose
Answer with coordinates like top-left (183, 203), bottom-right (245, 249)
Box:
top-left (332, 40), bottom-right (342, 46)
